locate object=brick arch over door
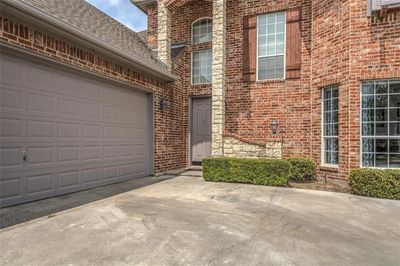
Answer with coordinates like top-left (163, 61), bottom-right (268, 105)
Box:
top-left (162, 0), bottom-right (212, 11)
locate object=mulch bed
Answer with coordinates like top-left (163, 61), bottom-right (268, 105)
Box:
top-left (289, 178), bottom-right (350, 194)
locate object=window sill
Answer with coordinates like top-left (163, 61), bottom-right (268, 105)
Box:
top-left (191, 83), bottom-right (212, 87)
top-left (321, 164), bottom-right (339, 169)
top-left (255, 79), bottom-right (286, 84)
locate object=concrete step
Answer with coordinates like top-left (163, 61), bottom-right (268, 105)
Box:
top-left (185, 165), bottom-right (203, 171)
top-left (181, 170), bottom-right (203, 177)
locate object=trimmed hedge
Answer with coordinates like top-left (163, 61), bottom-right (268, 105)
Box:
top-left (349, 168), bottom-right (400, 200)
top-left (202, 157), bottom-right (290, 187)
top-left (287, 157), bottom-right (317, 182)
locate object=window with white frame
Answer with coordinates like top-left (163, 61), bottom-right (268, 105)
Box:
top-left (361, 80), bottom-right (400, 168)
top-left (257, 11), bottom-right (286, 80)
top-left (192, 50), bottom-right (212, 84)
top-left (192, 18), bottom-right (213, 44)
top-left (323, 86), bottom-right (339, 165)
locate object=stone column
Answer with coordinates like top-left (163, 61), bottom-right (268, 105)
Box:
top-left (157, 2), bottom-right (172, 70)
top-left (211, 0), bottom-right (226, 157)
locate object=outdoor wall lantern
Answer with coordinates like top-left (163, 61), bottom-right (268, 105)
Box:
top-left (271, 120), bottom-right (279, 135)
top-left (159, 98), bottom-right (170, 110)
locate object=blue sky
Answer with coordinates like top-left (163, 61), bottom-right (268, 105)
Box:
top-left (85, 0), bottom-right (147, 32)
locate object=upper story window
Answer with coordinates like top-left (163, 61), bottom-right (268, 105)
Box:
top-left (192, 18), bottom-right (213, 44)
top-left (361, 80), bottom-right (400, 168)
top-left (192, 49), bottom-right (212, 84)
top-left (257, 11), bottom-right (286, 80)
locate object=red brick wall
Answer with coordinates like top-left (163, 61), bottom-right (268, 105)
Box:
top-left (146, 0), bottom-right (400, 179)
top-left (0, 13), bottom-right (187, 173)
top-left (311, 0), bottom-right (400, 179)
top-left (225, 0), bottom-right (313, 160)
top-left (310, 0), bottom-right (351, 179)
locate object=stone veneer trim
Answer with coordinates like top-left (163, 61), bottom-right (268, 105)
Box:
top-left (211, 0), bottom-right (226, 157)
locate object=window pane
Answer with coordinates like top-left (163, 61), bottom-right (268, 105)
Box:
top-left (362, 96), bottom-right (374, 108)
top-left (362, 109), bottom-right (374, 122)
top-left (362, 82), bottom-right (375, 95)
top-left (376, 95), bottom-right (388, 108)
top-left (376, 81), bottom-right (388, 94)
top-left (192, 19), bottom-right (212, 44)
top-left (361, 80), bottom-right (400, 168)
top-left (362, 153), bottom-right (374, 167)
top-left (376, 139), bottom-right (388, 153)
top-left (376, 109), bottom-right (388, 121)
top-left (389, 123), bottom-right (400, 136)
top-left (323, 86), bottom-right (339, 165)
top-left (389, 154), bottom-right (400, 168)
top-left (192, 50), bottom-right (212, 84)
top-left (376, 123), bottom-right (388, 135)
top-left (362, 123), bottom-right (374, 136)
top-left (362, 138), bottom-right (374, 153)
top-left (376, 154), bottom-right (388, 167)
top-left (389, 81), bottom-right (400, 93)
top-left (257, 12), bottom-right (285, 81)
top-left (390, 94), bottom-right (400, 108)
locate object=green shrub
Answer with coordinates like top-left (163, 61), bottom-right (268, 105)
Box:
top-left (287, 157), bottom-right (317, 182)
top-left (349, 168), bottom-right (400, 200)
top-left (202, 157), bottom-right (290, 187)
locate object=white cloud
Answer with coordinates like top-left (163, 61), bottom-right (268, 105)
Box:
top-left (86, 0), bottom-right (147, 31)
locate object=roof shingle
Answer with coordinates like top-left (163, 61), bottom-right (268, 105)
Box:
top-left (19, 0), bottom-right (167, 72)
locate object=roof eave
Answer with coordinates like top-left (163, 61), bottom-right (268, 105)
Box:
top-left (2, 0), bottom-right (176, 82)
top-left (130, 0), bottom-right (156, 14)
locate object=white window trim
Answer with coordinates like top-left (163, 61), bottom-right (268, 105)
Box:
top-left (191, 17), bottom-right (213, 44)
top-left (191, 49), bottom-right (212, 85)
top-left (256, 12), bottom-right (286, 81)
top-left (359, 79), bottom-right (400, 169)
top-left (322, 86), bottom-right (339, 167)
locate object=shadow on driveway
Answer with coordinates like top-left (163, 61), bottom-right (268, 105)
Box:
top-left (0, 175), bottom-right (175, 229)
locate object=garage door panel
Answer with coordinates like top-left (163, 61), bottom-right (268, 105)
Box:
top-left (103, 166), bottom-right (118, 180)
top-left (0, 146), bottom-right (22, 168)
top-left (1, 57), bottom-right (28, 87)
top-left (103, 106), bottom-right (119, 121)
top-left (26, 146), bottom-right (54, 166)
top-left (58, 97), bottom-right (81, 116)
top-left (58, 122), bottom-right (80, 138)
top-left (27, 92), bottom-right (54, 113)
top-left (119, 144), bottom-right (133, 158)
top-left (82, 145), bottom-right (102, 161)
top-left (82, 102), bottom-right (101, 118)
top-left (54, 72), bottom-right (79, 97)
top-left (0, 55), bottom-right (151, 207)
top-left (82, 168), bottom-right (102, 184)
top-left (26, 172), bottom-right (55, 196)
top-left (0, 118), bottom-right (22, 138)
top-left (0, 176), bottom-right (23, 200)
top-left (58, 146), bottom-right (80, 163)
top-left (0, 87), bottom-right (23, 111)
top-left (104, 145), bottom-right (118, 159)
top-left (103, 126), bottom-right (119, 139)
top-left (119, 164), bottom-right (133, 178)
top-left (79, 80), bottom-right (102, 101)
top-left (27, 119), bottom-right (54, 138)
top-left (120, 109), bottom-right (133, 122)
top-left (58, 170), bottom-right (80, 190)
top-left (27, 64), bottom-right (54, 91)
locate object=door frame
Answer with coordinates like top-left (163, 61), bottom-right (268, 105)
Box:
top-left (189, 96), bottom-right (212, 166)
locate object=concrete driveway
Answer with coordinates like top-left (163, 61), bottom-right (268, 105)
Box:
top-left (1, 173), bottom-right (399, 266)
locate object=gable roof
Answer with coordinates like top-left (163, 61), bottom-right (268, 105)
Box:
top-left (2, 0), bottom-right (175, 80)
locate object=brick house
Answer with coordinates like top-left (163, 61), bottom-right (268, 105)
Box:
top-left (133, 0), bottom-right (400, 180)
top-left (0, 0), bottom-right (399, 207)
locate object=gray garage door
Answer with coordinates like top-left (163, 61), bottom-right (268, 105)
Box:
top-left (0, 54), bottom-right (152, 207)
